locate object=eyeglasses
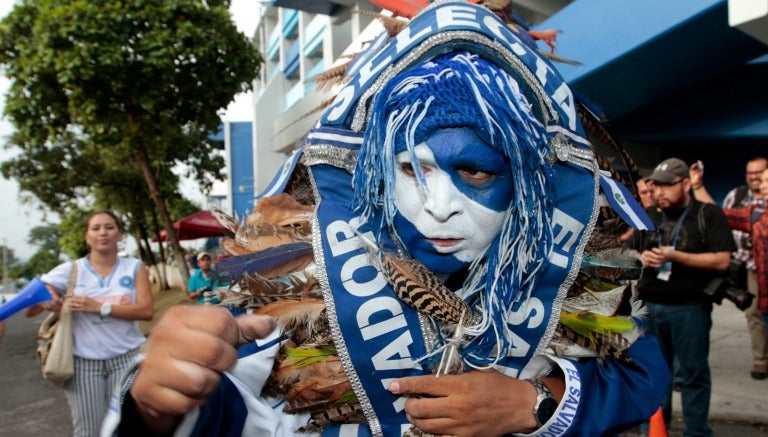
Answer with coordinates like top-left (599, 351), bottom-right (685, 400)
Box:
top-left (746, 170), bottom-right (766, 176)
top-left (651, 179), bottom-right (685, 189)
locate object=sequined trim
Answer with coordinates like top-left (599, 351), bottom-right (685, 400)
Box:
top-left (307, 167), bottom-right (383, 437)
top-left (531, 155), bottom-right (600, 360)
top-left (303, 144), bottom-right (359, 174)
top-left (350, 30), bottom-right (558, 133)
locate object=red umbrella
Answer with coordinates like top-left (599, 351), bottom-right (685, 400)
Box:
top-left (153, 210), bottom-right (230, 242)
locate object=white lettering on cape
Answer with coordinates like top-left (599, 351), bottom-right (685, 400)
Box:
top-left (340, 253), bottom-right (388, 296)
top-left (551, 82), bottom-right (577, 131)
top-left (323, 4), bottom-right (578, 131)
top-left (325, 219), bottom-right (421, 381)
top-left (395, 23), bottom-right (432, 53)
top-left (504, 296), bottom-right (545, 357)
top-left (371, 331), bottom-right (420, 370)
top-left (436, 4), bottom-right (480, 29)
top-left (549, 208), bottom-right (584, 269)
top-left (358, 296), bottom-right (408, 340)
top-left (537, 363), bottom-right (581, 436)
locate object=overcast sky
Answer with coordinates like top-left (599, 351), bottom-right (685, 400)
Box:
top-left (0, 1), bottom-right (257, 260)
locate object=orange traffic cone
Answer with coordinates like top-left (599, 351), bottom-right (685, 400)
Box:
top-left (648, 407), bottom-right (668, 437)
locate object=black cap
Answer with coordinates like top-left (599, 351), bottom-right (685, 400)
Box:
top-left (647, 158), bottom-right (689, 184)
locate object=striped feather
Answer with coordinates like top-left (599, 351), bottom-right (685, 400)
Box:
top-left (381, 252), bottom-right (471, 324)
top-left (298, 402), bottom-right (366, 432)
top-left (555, 323), bottom-right (636, 368)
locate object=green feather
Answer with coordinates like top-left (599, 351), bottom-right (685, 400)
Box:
top-left (559, 311), bottom-right (635, 339)
top-left (283, 345), bottom-right (337, 367)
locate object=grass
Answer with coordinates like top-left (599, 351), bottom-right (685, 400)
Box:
top-left (139, 285), bottom-right (193, 335)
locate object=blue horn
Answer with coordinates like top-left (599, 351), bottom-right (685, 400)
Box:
top-left (0, 277), bottom-right (52, 321)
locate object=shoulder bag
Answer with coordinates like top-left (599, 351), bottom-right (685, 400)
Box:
top-left (36, 262), bottom-right (77, 385)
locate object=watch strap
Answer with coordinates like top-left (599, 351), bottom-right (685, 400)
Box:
top-left (100, 302), bottom-right (112, 319)
top-left (529, 378), bottom-right (557, 427)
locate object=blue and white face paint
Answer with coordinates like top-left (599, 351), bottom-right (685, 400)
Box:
top-left (393, 128), bottom-right (513, 274)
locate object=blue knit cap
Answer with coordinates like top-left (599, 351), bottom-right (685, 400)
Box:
top-left (386, 58), bottom-right (492, 151)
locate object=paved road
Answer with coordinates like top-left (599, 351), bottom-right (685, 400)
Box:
top-left (0, 313), bottom-right (71, 435)
top-left (1, 304), bottom-right (767, 436)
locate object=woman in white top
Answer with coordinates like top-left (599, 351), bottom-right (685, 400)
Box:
top-left (29, 210), bottom-right (153, 436)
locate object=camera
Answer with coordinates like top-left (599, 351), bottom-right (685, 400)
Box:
top-left (702, 276), bottom-right (755, 311)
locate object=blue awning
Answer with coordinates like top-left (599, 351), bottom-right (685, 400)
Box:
top-left (540, 0), bottom-right (768, 146)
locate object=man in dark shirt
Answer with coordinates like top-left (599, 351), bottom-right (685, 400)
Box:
top-left (631, 157), bottom-right (734, 437)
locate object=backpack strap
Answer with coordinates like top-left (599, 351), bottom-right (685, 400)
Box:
top-left (733, 185), bottom-right (749, 207)
top-left (697, 202), bottom-right (706, 246)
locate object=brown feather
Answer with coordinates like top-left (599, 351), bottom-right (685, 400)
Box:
top-left (381, 252), bottom-right (471, 324)
top-left (541, 51), bottom-right (582, 66)
top-left (221, 236), bottom-right (252, 256)
top-left (555, 323), bottom-right (637, 368)
top-left (250, 193), bottom-right (314, 227)
top-left (308, 60), bottom-right (353, 91)
top-left (236, 221), bottom-right (311, 253)
top-left (359, 10), bottom-right (408, 36)
top-left (240, 271), bottom-right (320, 302)
top-left (255, 298), bottom-right (326, 332)
top-left (299, 402), bottom-right (366, 432)
top-left (284, 377), bottom-right (354, 414)
top-left (210, 208), bottom-right (240, 233)
top-left (273, 353), bottom-right (342, 391)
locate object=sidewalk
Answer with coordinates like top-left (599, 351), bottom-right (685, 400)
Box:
top-left (700, 302), bottom-right (767, 424)
top-left (621, 302), bottom-right (768, 436)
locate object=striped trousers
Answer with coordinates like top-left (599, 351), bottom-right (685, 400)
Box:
top-left (62, 347), bottom-right (141, 437)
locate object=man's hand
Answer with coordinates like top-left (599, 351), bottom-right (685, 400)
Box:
top-left (388, 370), bottom-right (542, 436)
top-left (641, 247), bottom-right (673, 269)
top-left (130, 305), bottom-right (276, 434)
top-left (689, 161), bottom-right (704, 188)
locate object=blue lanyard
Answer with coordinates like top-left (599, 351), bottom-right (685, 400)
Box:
top-left (657, 201), bottom-right (693, 248)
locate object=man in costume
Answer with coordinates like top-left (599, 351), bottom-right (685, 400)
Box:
top-left (106, 2), bottom-right (669, 436)
top-left (630, 158), bottom-right (733, 436)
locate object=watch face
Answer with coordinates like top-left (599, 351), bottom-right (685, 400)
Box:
top-left (537, 398), bottom-right (558, 425)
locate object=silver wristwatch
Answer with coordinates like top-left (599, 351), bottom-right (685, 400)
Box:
top-left (529, 378), bottom-right (558, 428)
top-left (99, 302), bottom-right (112, 319)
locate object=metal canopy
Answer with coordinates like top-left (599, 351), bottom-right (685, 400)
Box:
top-left (540, 0), bottom-right (768, 147)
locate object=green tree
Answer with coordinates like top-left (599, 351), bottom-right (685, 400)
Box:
top-left (27, 225), bottom-right (62, 258)
top-left (58, 208), bottom-right (91, 260)
top-left (9, 224), bottom-right (63, 279)
top-left (0, 0), bottom-right (262, 285)
top-left (10, 251), bottom-right (61, 279)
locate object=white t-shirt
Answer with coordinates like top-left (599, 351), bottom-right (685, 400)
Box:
top-left (41, 257), bottom-right (146, 360)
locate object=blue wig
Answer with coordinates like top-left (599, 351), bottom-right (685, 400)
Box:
top-left (352, 52), bottom-right (556, 367)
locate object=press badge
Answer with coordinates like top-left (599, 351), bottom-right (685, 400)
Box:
top-left (657, 261), bottom-right (672, 281)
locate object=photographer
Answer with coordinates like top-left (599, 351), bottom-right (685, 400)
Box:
top-left (691, 164), bottom-right (768, 333)
top-left (629, 158), bottom-right (734, 435)
top-left (187, 252), bottom-right (226, 304)
top-left (692, 159), bottom-right (768, 380)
